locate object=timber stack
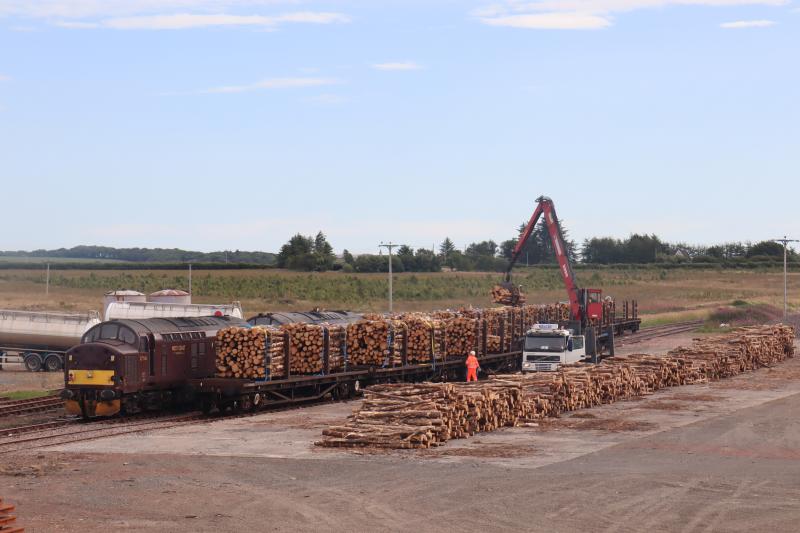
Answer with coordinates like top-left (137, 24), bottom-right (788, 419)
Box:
top-left (398, 314), bottom-right (444, 364)
top-left (443, 316), bottom-right (479, 357)
top-left (326, 324), bottom-right (346, 373)
top-left (317, 324), bottom-right (794, 449)
top-left (318, 382), bottom-right (524, 449)
top-left (491, 284), bottom-right (526, 305)
top-left (285, 323), bottom-right (325, 375)
top-left (346, 320), bottom-right (390, 366)
top-left (215, 326), bottom-right (285, 380)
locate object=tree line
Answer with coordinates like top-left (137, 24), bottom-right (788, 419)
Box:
top-left (276, 224), bottom-right (796, 273)
top-left (3, 223), bottom-right (794, 273)
top-left (0, 246), bottom-right (276, 265)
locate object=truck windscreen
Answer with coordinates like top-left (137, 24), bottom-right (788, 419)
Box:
top-left (524, 335), bottom-right (566, 352)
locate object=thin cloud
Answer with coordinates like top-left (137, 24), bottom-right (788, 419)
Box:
top-left (199, 77), bottom-right (340, 94)
top-left (476, 0), bottom-right (789, 30)
top-left (482, 13), bottom-right (611, 29)
top-left (720, 19), bottom-right (776, 27)
top-left (0, 2), bottom-right (350, 31)
top-left (0, 1), bottom-right (309, 19)
top-left (102, 12), bottom-right (349, 30)
top-left (54, 20), bottom-right (100, 28)
top-left (372, 62), bottom-right (423, 71)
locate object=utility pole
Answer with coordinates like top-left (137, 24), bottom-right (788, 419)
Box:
top-left (188, 262), bottom-right (193, 296)
top-left (379, 242), bottom-right (403, 313)
top-left (45, 263), bottom-right (50, 296)
top-left (773, 237), bottom-right (798, 320)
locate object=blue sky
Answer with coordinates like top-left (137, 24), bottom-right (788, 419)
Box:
top-left (0, 0), bottom-right (797, 254)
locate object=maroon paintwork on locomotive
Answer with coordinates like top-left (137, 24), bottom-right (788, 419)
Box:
top-left (63, 316), bottom-right (246, 416)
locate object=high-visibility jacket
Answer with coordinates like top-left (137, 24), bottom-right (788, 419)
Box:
top-left (466, 355), bottom-right (480, 369)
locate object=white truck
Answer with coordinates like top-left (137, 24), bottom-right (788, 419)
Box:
top-left (521, 323), bottom-right (586, 372)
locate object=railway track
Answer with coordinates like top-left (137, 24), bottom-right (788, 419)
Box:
top-left (0, 412), bottom-right (207, 455)
top-left (0, 396), bottom-right (355, 455)
top-left (0, 396), bottom-right (63, 418)
top-left (1, 418), bottom-right (79, 436)
top-left (618, 320), bottom-right (704, 346)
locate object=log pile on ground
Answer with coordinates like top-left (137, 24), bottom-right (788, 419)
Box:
top-left (316, 324), bottom-right (794, 449)
top-left (215, 326), bottom-right (285, 379)
top-left (0, 497), bottom-right (22, 533)
top-left (318, 382), bottom-right (524, 448)
top-left (285, 323), bottom-right (325, 375)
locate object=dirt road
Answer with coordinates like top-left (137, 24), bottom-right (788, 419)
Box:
top-left (3, 333), bottom-right (800, 532)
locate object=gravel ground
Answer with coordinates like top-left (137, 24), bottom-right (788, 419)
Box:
top-left (4, 332), bottom-right (800, 532)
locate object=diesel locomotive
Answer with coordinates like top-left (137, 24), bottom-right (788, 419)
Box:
top-left (62, 315), bottom-right (246, 417)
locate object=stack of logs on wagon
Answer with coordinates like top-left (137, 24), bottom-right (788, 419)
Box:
top-left (316, 324), bottom-right (795, 449)
top-left (214, 303), bottom-right (570, 380)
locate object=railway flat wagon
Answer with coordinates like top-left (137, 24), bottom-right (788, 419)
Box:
top-left (0, 309), bottom-right (102, 372)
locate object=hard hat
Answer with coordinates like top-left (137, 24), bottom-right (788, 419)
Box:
top-left (469, 350), bottom-right (476, 356)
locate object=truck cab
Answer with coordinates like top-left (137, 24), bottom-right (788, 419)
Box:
top-left (521, 324), bottom-right (586, 372)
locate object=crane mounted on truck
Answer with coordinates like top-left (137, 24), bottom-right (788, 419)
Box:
top-left (494, 195), bottom-right (640, 360)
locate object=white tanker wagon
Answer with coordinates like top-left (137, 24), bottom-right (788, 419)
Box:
top-left (0, 309), bottom-right (102, 372)
top-left (0, 301), bottom-right (244, 372)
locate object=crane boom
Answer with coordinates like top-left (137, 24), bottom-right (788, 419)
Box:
top-left (503, 196), bottom-right (583, 322)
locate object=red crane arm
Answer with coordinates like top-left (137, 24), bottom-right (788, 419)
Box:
top-left (505, 202), bottom-right (544, 282)
top-left (504, 196), bottom-right (583, 321)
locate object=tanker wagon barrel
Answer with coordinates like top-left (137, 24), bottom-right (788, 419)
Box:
top-left (0, 309), bottom-right (102, 372)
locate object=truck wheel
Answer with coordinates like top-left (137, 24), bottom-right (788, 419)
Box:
top-left (24, 353), bottom-right (43, 372)
top-left (45, 354), bottom-right (63, 372)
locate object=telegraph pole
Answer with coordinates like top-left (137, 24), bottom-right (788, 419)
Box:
top-left (45, 263), bottom-right (50, 296)
top-left (773, 236), bottom-right (798, 320)
top-left (379, 242), bottom-right (403, 313)
top-left (188, 262), bottom-right (193, 296)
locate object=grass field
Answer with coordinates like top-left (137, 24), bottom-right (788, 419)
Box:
top-left (1, 267), bottom-right (797, 325)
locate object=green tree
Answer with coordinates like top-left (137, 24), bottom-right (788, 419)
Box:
top-left (312, 231), bottom-right (336, 271)
top-left (747, 241), bottom-right (784, 258)
top-left (342, 249), bottom-right (355, 265)
top-left (439, 238), bottom-right (455, 259)
top-left (466, 240), bottom-right (498, 258)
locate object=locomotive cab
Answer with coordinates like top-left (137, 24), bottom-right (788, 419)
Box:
top-left (62, 322), bottom-right (141, 417)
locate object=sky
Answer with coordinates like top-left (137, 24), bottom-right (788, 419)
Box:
top-left (0, 0), bottom-right (798, 254)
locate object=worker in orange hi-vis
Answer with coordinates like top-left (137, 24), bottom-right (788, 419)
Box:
top-left (465, 350), bottom-right (480, 382)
